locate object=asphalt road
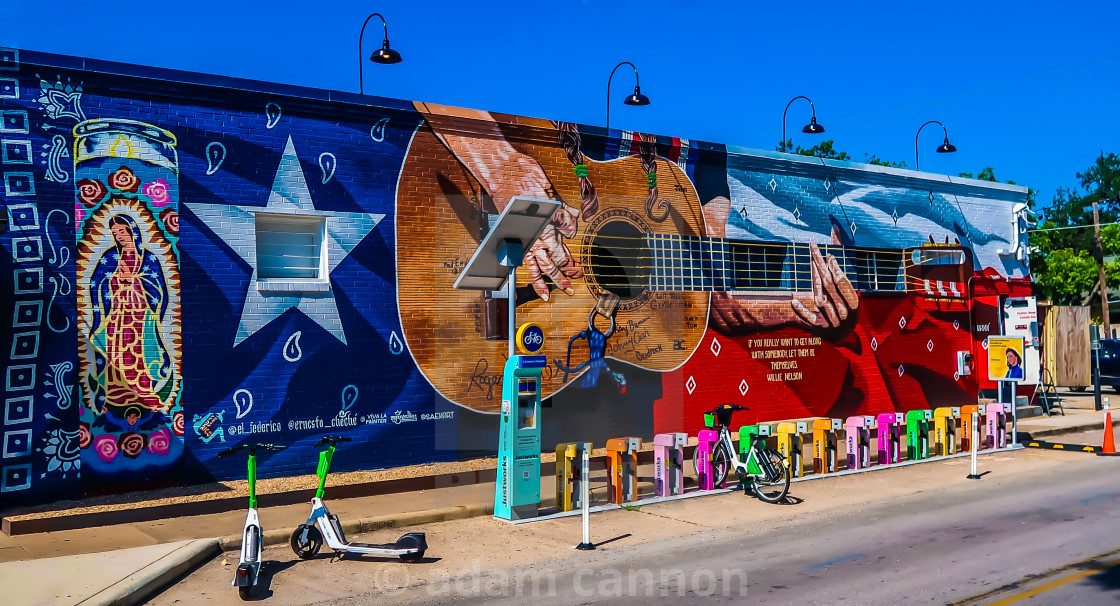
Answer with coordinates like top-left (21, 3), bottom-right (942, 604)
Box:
top-left (384, 454), bottom-right (1120, 605)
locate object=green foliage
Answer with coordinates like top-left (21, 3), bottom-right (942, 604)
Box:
top-left (1032, 152), bottom-right (1120, 307)
top-left (864, 154), bottom-right (908, 169)
top-left (776, 139), bottom-right (850, 161)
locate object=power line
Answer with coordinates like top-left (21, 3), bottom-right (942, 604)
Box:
top-left (1028, 221), bottom-right (1120, 233)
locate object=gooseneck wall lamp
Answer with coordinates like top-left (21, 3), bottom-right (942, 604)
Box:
top-left (782, 96), bottom-right (825, 150)
top-left (359, 12), bottom-right (401, 95)
top-left (606, 61), bottom-right (650, 133)
top-left (914, 120), bottom-right (957, 171)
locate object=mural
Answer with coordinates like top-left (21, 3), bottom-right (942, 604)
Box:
top-left (73, 120), bottom-right (183, 477)
top-left (0, 48), bottom-right (1031, 508)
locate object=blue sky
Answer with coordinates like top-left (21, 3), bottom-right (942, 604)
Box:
top-left (4, 0), bottom-right (1118, 207)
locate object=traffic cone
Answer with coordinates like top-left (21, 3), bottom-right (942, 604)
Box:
top-left (1100, 412), bottom-right (1119, 456)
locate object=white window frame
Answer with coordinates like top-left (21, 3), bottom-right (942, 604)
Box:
top-left (254, 211), bottom-right (329, 293)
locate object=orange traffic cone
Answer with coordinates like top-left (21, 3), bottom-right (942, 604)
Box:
top-left (1100, 412), bottom-right (1119, 456)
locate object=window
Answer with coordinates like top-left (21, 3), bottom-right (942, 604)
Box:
top-left (255, 213), bottom-right (326, 288)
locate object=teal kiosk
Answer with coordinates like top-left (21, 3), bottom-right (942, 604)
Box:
top-left (495, 323), bottom-right (547, 520)
top-left (450, 196), bottom-right (562, 522)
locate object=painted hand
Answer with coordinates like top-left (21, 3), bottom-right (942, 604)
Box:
top-left (527, 203), bottom-right (584, 301)
top-left (791, 227), bottom-right (860, 342)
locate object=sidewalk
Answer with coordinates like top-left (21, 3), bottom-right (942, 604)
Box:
top-left (0, 402), bottom-right (1114, 605)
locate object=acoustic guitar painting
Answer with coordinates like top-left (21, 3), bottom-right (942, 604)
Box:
top-left (395, 117), bottom-right (973, 413)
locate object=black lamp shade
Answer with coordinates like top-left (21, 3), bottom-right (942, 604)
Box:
top-left (802, 116), bottom-right (825, 134)
top-left (625, 87), bottom-right (650, 106)
top-left (936, 139), bottom-right (956, 153)
top-left (370, 40), bottom-right (402, 64)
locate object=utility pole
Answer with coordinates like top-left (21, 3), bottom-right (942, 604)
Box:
top-left (1094, 201), bottom-right (1111, 337)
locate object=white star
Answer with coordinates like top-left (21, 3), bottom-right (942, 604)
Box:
top-left (192, 136), bottom-right (383, 346)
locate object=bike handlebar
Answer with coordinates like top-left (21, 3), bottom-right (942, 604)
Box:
top-left (315, 436), bottom-right (352, 448)
top-left (216, 443), bottom-right (287, 457)
top-left (709, 404), bottom-right (750, 414)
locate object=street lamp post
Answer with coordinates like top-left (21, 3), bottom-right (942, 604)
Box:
top-left (782, 96), bottom-right (825, 151)
top-left (606, 61), bottom-right (650, 133)
top-left (914, 120), bottom-right (957, 171)
top-left (359, 12), bottom-right (402, 95)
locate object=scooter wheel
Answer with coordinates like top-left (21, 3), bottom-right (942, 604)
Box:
top-left (397, 534), bottom-right (425, 562)
top-left (290, 524), bottom-right (323, 560)
top-left (238, 568), bottom-right (254, 600)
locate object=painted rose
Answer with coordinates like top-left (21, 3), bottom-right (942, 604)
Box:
top-left (93, 434), bottom-right (119, 462)
top-left (76, 178), bottom-right (107, 207)
top-left (78, 422), bottom-right (92, 449)
top-left (118, 432), bottom-right (147, 458)
top-left (143, 178), bottom-right (170, 206)
top-left (147, 428), bottom-right (172, 455)
top-left (160, 208), bottom-right (179, 237)
top-left (107, 166), bottom-right (140, 193)
top-left (172, 410), bottom-right (184, 436)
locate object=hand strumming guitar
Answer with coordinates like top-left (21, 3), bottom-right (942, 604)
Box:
top-left (415, 103), bottom-right (584, 301)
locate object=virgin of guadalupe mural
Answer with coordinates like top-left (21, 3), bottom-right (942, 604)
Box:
top-left (74, 120), bottom-right (184, 474)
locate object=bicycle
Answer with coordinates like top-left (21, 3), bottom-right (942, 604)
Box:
top-left (692, 404), bottom-right (791, 503)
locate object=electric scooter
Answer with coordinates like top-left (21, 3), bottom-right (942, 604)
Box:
top-left (217, 442), bottom-right (287, 600)
top-left (290, 436), bottom-right (427, 561)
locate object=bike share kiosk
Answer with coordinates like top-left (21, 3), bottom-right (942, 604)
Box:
top-left (654, 432), bottom-right (688, 497)
top-left (451, 196), bottom-right (562, 521)
top-left (905, 410), bottom-right (932, 460)
top-left (986, 335), bottom-right (1025, 449)
top-left (933, 407), bottom-right (960, 456)
top-left (556, 442), bottom-right (591, 512)
top-left (775, 421), bottom-right (807, 478)
top-left (607, 437), bottom-right (642, 504)
top-left (876, 413), bottom-right (902, 465)
top-left (812, 419), bottom-right (842, 473)
top-left (845, 415), bottom-right (873, 470)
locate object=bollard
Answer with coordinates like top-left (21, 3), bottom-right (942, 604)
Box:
top-left (905, 410), bottom-right (932, 461)
top-left (696, 429), bottom-right (721, 490)
top-left (812, 419), bottom-right (842, 473)
top-left (575, 444), bottom-right (594, 549)
top-left (876, 413), bottom-right (902, 465)
top-left (739, 424), bottom-right (771, 475)
top-left (776, 421), bottom-right (808, 477)
top-left (933, 407), bottom-right (960, 456)
top-left (844, 416), bottom-right (872, 470)
top-left (961, 404), bottom-right (984, 452)
top-left (653, 433), bottom-right (688, 497)
top-left (555, 442), bottom-right (590, 512)
top-left (985, 403), bottom-right (1007, 449)
top-left (606, 437), bottom-right (641, 504)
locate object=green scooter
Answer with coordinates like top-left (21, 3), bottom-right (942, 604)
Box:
top-left (290, 436), bottom-right (427, 561)
top-left (217, 442), bottom-right (286, 600)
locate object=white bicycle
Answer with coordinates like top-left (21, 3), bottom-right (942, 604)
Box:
top-left (694, 404), bottom-right (791, 503)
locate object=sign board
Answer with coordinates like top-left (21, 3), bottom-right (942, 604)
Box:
top-left (987, 336), bottom-right (1027, 383)
top-left (515, 323), bottom-right (546, 355)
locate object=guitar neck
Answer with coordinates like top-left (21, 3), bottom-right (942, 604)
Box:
top-left (646, 234), bottom-right (908, 294)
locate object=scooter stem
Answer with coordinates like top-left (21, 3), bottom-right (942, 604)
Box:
top-left (315, 446), bottom-right (335, 499)
top-left (247, 452), bottom-right (258, 509)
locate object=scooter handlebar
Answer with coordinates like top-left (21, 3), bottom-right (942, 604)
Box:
top-left (315, 436), bottom-right (352, 447)
top-left (216, 443), bottom-right (287, 456)
top-left (216, 445), bottom-right (244, 457)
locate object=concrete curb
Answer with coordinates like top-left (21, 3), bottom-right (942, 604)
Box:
top-left (1019, 417), bottom-right (1117, 440)
top-left (86, 538), bottom-right (220, 606)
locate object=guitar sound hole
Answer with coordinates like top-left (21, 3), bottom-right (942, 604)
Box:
top-left (587, 221), bottom-right (648, 300)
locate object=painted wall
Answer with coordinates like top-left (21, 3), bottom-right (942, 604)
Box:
top-left (0, 49), bottom-right (1031, 507)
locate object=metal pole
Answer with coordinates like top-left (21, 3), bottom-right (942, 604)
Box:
top-left (576, 445), bottom-right (594, 550)
top-left (507, 265), bottom-right (516, 360)
top-left (1094, 201), bottom-right (1110, 337)
top-left (967, 411), bottom-right (981, 479)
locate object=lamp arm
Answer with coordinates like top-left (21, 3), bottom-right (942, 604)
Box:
top-left (914, 120), bottom-right (946, 171)
top-left (359, 13), bottom-right (389, 95)
top-left (782, 95), bottom-right (815, 149)
top-left (606, 61), bottom-right (639, 133)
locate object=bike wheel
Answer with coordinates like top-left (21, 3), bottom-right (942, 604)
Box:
top-left (710, 444), bottom-right (731, 488)
top-left (290, 524), bottom-right (323, 560)
top-left (753, 449), bottom-right (790, 503)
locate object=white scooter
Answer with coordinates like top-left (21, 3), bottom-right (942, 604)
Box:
top-left (217, 442), bottom-right (286, 600)
top-left (290, 436), bottom-right (427, 561)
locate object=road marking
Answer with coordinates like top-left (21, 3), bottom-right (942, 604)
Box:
top-left (951, 548), bottom-right (1120, 605)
